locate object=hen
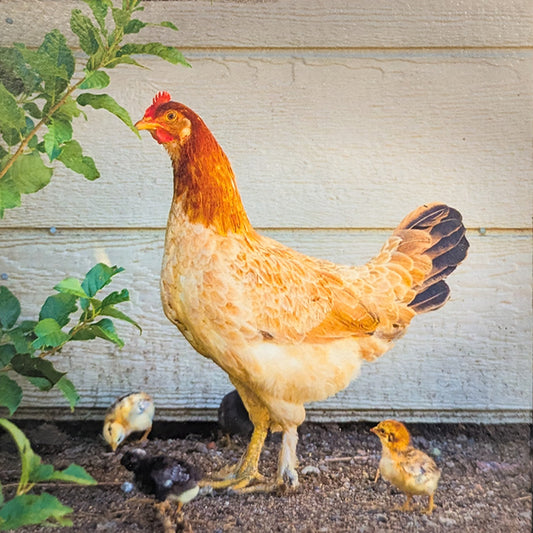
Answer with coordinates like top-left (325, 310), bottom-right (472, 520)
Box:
top-left (371, 420), bottom-right (441, 514)
top-left (135, 91), bottom-right (469, 492)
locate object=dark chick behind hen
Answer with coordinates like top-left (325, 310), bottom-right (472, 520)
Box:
top-left (121, 448), bottom-right (202, 507)
top-left (218, 389), bottom-right (253, 438)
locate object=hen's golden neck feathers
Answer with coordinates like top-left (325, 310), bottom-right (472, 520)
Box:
top-left (136, 94), bottom-right (254, 236)
top-left (169, 119), bottom-right (253, 236)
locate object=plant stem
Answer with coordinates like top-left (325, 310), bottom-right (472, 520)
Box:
top-left (0, 77), bottom-right (86, 182)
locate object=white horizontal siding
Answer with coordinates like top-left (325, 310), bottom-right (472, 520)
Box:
top-left (2, 0), bottom-right (532, 48)
top-left (1, 230), bottom-right (531, 422)
top-left (0, 0), bottom-right (531, 422)
top-left (1, 53), bottom-right (531, 229)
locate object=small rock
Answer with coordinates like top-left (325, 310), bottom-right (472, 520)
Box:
top-left (301, 465), bottom-right (321, 476)
top-left (376, 514), bottom-right (388, 523)
top-left (439, 516), bottom-right (458, 527)
top-left (121, 481), bottom-right (134, 494)
top-left (431, 447), bottom-right (441, 457)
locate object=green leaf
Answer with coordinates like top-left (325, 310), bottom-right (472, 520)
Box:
top-left (53, 96), bottom-right (82, 122)
top-left (79, 70), bottom-right (110, 90)
top-left (50, 463), bottom-right (96, 485)
top-left (82, 263), bottom-right (124, 298)
top-left (69, 327), bottom-right (96, 341)
top-left (43, 118), bottom-right (73, 161)
top-left (70, 9), bottom-right (100, 56)
top-left (32, 318), bottom-right (69, 349)
top-left (100, 306), bottom-right (141, 333)
top-left (39, 293), bottom-right (78, 328)
top-left (16, 33), bottom-right (73, 113)
top-left (111, 6), bottom-right (130, 29)
top-left (54, 277), bottom-right (88, 298)
top-left (124, 18), bottom-right (147, 34)
top-left (0, 375), bottom-right (23, 415)
top-left (0, 47), bottom-right (41, 97)
top-left (0, 286), bottom-right (20, 329)
top-left (0, 82), bottom-right (26, 145)
top-left (159, 21), bottom-right (179, 31)
top-left (77, 93), bottom-right (138, 135)
top-left (88, 318), bottom-right (124, 347)
top-left (6, 324), bottom-right (36, 355)
top-left (82, 0), bottom-right (112, 31)
top-left (56, 376), bottom-right (80, 411)
top-left (118, 43), bottom-right (190, 67)
top-left (23, 102), bottom-right (42, 119)
top-left (10, 353), bottom-right (66, 390)
top-left (0, 344), bottom-right (16, 367)
top-left (3, 151), bottom-right (53, 195)
top-left (101, 289), bottom-right (130, 307)
top-left (0, 493), bottom-right (73, 529)
top-left (0, 418), bottom-right (37, 493)
top-left (57, 140), bottom-right (100, 181)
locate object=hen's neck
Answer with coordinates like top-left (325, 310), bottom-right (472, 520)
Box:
top-left (168, 124), bottom-right (254, 236)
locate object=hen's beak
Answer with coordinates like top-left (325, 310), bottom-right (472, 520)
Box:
top-left (135, 117), bottom-right (157, 131)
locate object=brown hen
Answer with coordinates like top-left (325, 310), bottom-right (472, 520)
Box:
top-left (135, 92), bottom-right (469, 492)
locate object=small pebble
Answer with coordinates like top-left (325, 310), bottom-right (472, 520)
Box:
top-left (49, 226), bottom-right (57, 234)
top-left (439, 516), bottom-right (458, 527)
top-left (431, 447), bottom-right (441, 457)
top-left (5, 17), bottom-right (13, 24)
top-left (0, 273), bottom-right (7, 280)
top-left (121, 481), bottom-right (134, 493)
top-left (301, 465), bottom-right (321, 476)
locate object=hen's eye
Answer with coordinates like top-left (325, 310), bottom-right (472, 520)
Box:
top-left (166, 111), bottom-right (177, 121)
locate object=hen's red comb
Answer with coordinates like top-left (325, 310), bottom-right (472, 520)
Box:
top-left (144, 91), bottom-right (172, 118)
top-left (153, 91), bottom-right (171, 106)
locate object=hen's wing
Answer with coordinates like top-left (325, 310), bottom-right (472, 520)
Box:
top-left (236, 233), bottom-right (422, 346)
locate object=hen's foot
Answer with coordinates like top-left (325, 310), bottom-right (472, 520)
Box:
top-left (200, 468), bottom-right (265, 491)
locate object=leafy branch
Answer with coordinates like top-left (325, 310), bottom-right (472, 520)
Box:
top-left (0, 0), bottom-right (189, 216)
top-left (0, 263), bottom-right (141, 413)
top-left (0, 418), bottom-right (96, 530)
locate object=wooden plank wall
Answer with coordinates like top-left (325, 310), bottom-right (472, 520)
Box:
top-left (1, 1), bottom-right (531, 423)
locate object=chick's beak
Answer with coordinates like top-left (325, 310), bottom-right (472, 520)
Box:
top-left (135, 117), bottom-right (158, 131)
top-left (370, 426), bottom-right (378, 434)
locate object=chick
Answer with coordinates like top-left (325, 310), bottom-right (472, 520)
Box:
top-left (217, 389), bottom-right (253, 445)
top-left (370, 420), bottom-right (441, 514)
top-left (121, 448), bottom-right (202, 513)
top-left (103, 392), bottom-right (155, 451)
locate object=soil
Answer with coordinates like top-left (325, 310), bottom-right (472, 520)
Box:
top-left (0, 420), bottom-right (531, 532)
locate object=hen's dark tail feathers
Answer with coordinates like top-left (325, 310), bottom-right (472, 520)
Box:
top-left (395, 203), bottom-right (469, 314)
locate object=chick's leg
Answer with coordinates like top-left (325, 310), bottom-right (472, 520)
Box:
top-left (422, 494), bottom-right (435, 514)
top-left (394, 494), bottom-right (413, 512)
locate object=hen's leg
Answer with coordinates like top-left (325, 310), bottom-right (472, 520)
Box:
top-left (276, 426), bottom-right (299, 488)
top-left (204, 385), bottom-right (269, 490)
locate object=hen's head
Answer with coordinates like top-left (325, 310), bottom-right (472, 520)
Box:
top-left (370, 420), bottom-right (411, 451)
top-left (135, 91), bottom-right (196, 146)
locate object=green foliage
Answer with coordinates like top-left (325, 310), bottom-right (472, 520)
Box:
top-left (0, 263), bottom-right (140, 414)
top-left (0, 418), bottom-right (96, 530)
top-left (0, 0), bottom-right (189, 217)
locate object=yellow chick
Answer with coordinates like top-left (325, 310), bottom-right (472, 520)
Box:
top-left (103, 392), bottom-right (155, 451)
top-left (370, 420), bottom-right (441, 514)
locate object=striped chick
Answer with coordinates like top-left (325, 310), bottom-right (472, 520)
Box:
top-left (103, 392), bottom-right (155, 451)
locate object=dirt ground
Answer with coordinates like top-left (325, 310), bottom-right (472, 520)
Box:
top-left (0, 420), bottom-right (531, 532)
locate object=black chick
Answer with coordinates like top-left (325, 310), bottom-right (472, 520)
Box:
top-left (121, 448), bottom-right (201, 512)
top-left (217, 389), bottom-right (253, 442)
